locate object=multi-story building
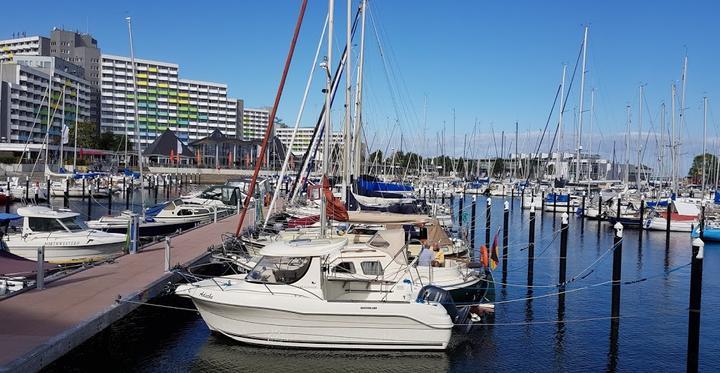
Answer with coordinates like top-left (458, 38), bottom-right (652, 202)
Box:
top-left (0, 35), bottom-right (50, 62)
top-left (100, 54), bottom-right (242, 149)
top-left (275, 126), bottom-right (344, 155)
top-left (0, 56), bottom-right (92, 147)
top-left (241, 107), bottom-right (271, 140)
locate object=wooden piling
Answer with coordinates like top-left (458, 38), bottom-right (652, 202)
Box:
top-left (687, 238), bottom-right (704, 373)
top-left (559, 212), bottom-right (569, 284)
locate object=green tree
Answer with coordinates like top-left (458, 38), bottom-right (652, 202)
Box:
top-left (688, 153), bottom-right (719, 183)
top-left (67, 121), bottom-right (99, 149)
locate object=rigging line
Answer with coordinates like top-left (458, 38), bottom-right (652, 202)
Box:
top-left (524, 83), bottom-right (561, 184)
top-left (547, 39), bottom-right (584, 159)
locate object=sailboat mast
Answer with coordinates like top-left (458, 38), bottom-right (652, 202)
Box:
top-left (341, 0), bottom-right (352, 203)
top-left (59, 87), bottom-right (65, 169)
top-left (127, 16), bottom-right (146, 214)
top-left (702, 96), bottom-right (707, 195)
top-left (671, 84), bottom-right (677, 194)
top-left (321, 0), bottom-right (334, 238)
top-left (636, 84), bottom-right (643, 189)
top-left (73, 83), bottom-right (79, 170)
top-left (556, 64), bottom-right (566, 180)
top-left (514, 121), bottom-right (518, 181)
top-left (624, 105), bottom-right (630, 186)
top-left (587, 88), bottom-right (594, 182)
top-left (576, 26), bottom-right (588, 183)
top-left (352, 0), bottom-right (366, 179)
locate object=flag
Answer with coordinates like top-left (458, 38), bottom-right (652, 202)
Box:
top-left (170, 149), bottom-right (175, 163)
top-left (490, 228), bottom-right (500, 270)
top-left (61, 124), bottom-right (70, 145)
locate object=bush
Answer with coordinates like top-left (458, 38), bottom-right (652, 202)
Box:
top-left (0, 156), bottom-right (17, 164)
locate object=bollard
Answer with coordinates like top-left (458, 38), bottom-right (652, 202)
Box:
top-left (666, 200), bottom-right (673, 242)
top-left (107, 183), bottom-right (113, 215)
top-left (485, 197), bottom-right (492, 247)
top-left (611, 222), bottom-right (624, 319)
top-left (124, 177), bottom-right (129, 210)
top-left (128, 213), bottom-right (139, 254)
top-left (64, 178), bottom-right (69, 208)
top-left (154, 176), bottom-right (159, 204)
top-left (553, 190), bottom-right (557, 216)
top-left (598, 195), bottom-right (603, 222)
top-left (559, 213), bottom-right (569, 284)
top-left (166, 176), bottom-right (170, 200)
top-left (36, 245), bottom-right (45, 290)
top-left (25, 176), bottom-right (29, 201)
top-left (687, 238), bottom-right (704, 373)
top-left (214, 206), bottom-right (218, 223)
top-left (581, 192), bottom-right (586, 218)
top-left (458, 193), bottom-right (464, 228)
top-left (46, 177), bottom-right (51, 207)
top-left (639, 196), bottom-right (645, 232)
top-left (470, 196), bottom-right (477, 260)
top-left (541, 191), bottom-right (545, 212)
top-left (528, 204), bottom-right (536, 285)
top-left (164, 236), bottom-right (171, 272)
top-left (87, 185), bottom-right (93, 217)
top-left (502, 201), bottom-right (509, 283)
top-left (443, 191), bottom-right (446, 206)
top-left (82, 178), bottom-right (86, 200)
top-left (521, 188), bottom-right (525, 209)
top-left (566, 193), bottom-right (571, 214)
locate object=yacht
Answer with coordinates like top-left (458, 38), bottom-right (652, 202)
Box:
top-left (86, 210), bottom-right (196, 237)
top-left (4, 206), bottom-right (127, 263)
top-left (147, 198), bottom-right (230, 225)
top-left (177, 237), bottom-right (481, 350)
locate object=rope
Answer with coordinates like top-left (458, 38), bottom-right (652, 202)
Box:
top-left (116, 298), bottom-right (198, 313)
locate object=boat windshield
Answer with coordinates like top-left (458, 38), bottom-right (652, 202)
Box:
top-left (58, 217), bottom-right (86, 232)
top-left (246, 256), bottom-right (311, 285)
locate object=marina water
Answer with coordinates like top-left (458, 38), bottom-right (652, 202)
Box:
top-left (44, 196), bottom-right (719, 372)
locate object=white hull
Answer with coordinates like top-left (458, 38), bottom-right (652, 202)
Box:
top-left (5, 236), bottom-right (125, 263)
top-left (181, 286), bottom-right (452, 350)
top-left (644, 218), bottom-right (697, 232)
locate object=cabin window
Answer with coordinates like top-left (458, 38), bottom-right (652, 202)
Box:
top-left (247, 256), bottom-right (312, 285)
top-left (177, 209), bottom-right (193, 216)
top-left (332, 262), bottom-right (356, 274)
top-left (197, 209), bottom-right (210, 214)
top-left (28, 217), bottom-right (67, 232)
top-left (58, 217), bottom-right (84, 232)
top-left (361, 261), bottom-right (383, 276)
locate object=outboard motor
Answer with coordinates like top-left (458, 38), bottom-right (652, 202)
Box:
top-left (416, 285), bottom-right (474, 333)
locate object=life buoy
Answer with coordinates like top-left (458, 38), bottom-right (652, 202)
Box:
top-left (480, 245), bottom-right (489, 268)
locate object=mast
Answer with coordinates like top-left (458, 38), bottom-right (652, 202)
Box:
top-left (702, 96), bottom-right (707, 195)
top-left (576, 25), bottom-right (588, 183)
top-left (587, 88), bottom-right (594, 182)
top-left (351, 0), bottom-right (366, 179)
top-left (126, 16), bottom-right (146, 215)
top-left (671, 83), bottom-right (677, 194)
top-left (342, 0), bottom-right (352, 203)
top-left (73, 83), bottom-right (79, 170)
top-left (321, 0), bottom-right (334, 238)
top-left (59, 87), bottom-right (65, 169)
top-left (624, 105), bottom-right (630, 186)
top-left (659, 102), bottom-right (665, 184)
top-left (678, 55), bottom-right (688, 194)
top-left (556, 64), bottom-right (566, 180)
top-left (44, 77), bottom-right (52, 166)
top-left (636, 84), bottom-right (643, 189)
top-left (514, 121), bottom-right (519, 181)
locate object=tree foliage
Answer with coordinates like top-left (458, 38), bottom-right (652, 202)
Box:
top-left (688, 153), bottom-right (719, 182)
top-left (66, 121), bottom-right (131, 151)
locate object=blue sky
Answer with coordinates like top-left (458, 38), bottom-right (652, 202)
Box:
top-left (3, 0), bottom-right (719, 171)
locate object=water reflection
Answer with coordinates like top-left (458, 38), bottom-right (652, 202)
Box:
top-left (192, 335), bottom-right (449, 373)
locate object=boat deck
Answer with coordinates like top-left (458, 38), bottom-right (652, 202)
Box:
top-left (0, 207), bottom-right (260, 372)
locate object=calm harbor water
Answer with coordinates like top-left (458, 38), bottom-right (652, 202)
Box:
top-left (43, 195), bottom-right (719, 372)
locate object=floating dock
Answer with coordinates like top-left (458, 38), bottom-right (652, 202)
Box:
top-left (0, 209), bottom-right (257, 372)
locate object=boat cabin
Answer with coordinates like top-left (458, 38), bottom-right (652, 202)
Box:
top-left (14, 206), bottom-right (87, 235)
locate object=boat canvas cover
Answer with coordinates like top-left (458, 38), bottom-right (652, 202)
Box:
top-left (546, 193), bottom-right (570, 203)
top-left (367, 229), bottom-right (407, 265)
top-left (358, 176), bottom-right (414, 193)
top-left (347, 211), bottom-right (429, 224)
top-left (674, 201), bottom-right (700, 216)
top-left (427, 221), bottom-right (453, 247)
top-left (260, 237), bottom-right (348, 257)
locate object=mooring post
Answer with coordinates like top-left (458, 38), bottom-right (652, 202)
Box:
top-left (687, 237), bottom-right (704, 373)
top-left (214, 206), bottom-right (218, 223)
top-left (566, 193), bottom-right (571, 214)
top-left (521, 187), bottom-right (525, 209)
top-left (25, 176), bottom-right (29, 201)
top-left (154, 176), bottom-right (159, 204)
top-left (107, 184), bottom-right (112, 215)
top-left (81, 178), bottom-right (86, 201)
top-left (502, 201), bottom-right (509, 283)
top-left (541, 191), bottom-right (545, 212)
top-left (458, 193), bottom-right (464, 229)
top-left (124, 177), bottom-right (129, 210)
top-left (666, 200), bottom-right (673, 242)
top-left (598, 194), bottom-right (603, 222)
top-left (442, 191), bottom-right (446, 206)
top-left (87, 185), bottom-right (92, 217)
top-left (166, 175), bottom-right (170, 200)
top-left (611, 222), bottom-right (624, 320)
top-left (485, 197), bottom-right (492, 247)
top-left (699, 202), bottom-right (705, 240)
top-left (616, 195), bottom-right (622, 224)
top-left (639, 195), bottom-right (645, 232)
top-left (164, 236), bottom-right (171, 272)
top-left (36, 245), bottom-right (45, 290)
top-left (559, 212), bottom-right (569, 285)
top-left (63, 178), bottom-right (69, 208)
top-left (129, 213), bottom-right (139, 254)
top-left (46, 176), bottom-right (51, 207)
top-left (528, 204), bottom-right (536, 285)
top-left (470, 196), bottom-right (477, 257)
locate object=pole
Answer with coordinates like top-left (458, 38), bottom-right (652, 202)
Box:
top-left (611, 222), bottom-right (624, 319)
top-left (559, 212), bottom-right (569, 284)
top-left (502, 201), bottom-right (509, 283)
top-left (164, 236), bottom-right (171, 272)
top-left (485, 197), bottom-right (492, 247)
top-left (108, 184), bottom-right (112, 215)
top-left (46, 176), bottom-right (51, 207)
top-left (528, 204), bottom-right (536, 285)
top-left (126, 16), bottom-right (147, 218)
top-left (82, 178), bottom-right (86, 200)
top-left (36, 246), bottom-right (45, 290)
top-left (64, 178), bottom-right (69, 208)
top-left (124, 177), bottom-right (130, 210)
top-left (458, 193), bottom-right (464, 228)
top-left (25, 176), bottom-right (29, 201)
top-left (470, 196), bottom-right (477, 260)
top-left (687, 238), bottom-right (704, 373)
top-left (666, 200), bottom-right (673, 242)
top-left (87, 184), bottom-right (92, 217)
top-left (639, 195), bottom-right (645, 232)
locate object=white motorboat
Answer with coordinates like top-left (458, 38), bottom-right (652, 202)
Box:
top-left (644, 201), bottom-right (700, 232)
top-left (4, 206), bottom-right (127, 263)
top-left (181, 185), bottom-right (242, 210)
top-left (146, 199), bottom-right (230, 225)
top-left (86, 210), bottom-right (196, 237)
top-left (50, 181), bottom-right (113, 198)
top-left (177, 237), bottom-right (479, 350)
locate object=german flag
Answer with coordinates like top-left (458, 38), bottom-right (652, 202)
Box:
top-left (490, 228), bottom-right (500, 270)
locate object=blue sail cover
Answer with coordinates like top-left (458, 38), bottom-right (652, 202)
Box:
top-left (357, 176), bottom-right (413, 198)
top-left (715, 191), bottom-right (720, 204)
top-left (145, 202), bottom-right (168, 217)
top-left (545, 193), bottom-right (570, 203)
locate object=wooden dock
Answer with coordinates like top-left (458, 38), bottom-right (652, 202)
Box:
top-left (0, 209), bottom-right (256, 372)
